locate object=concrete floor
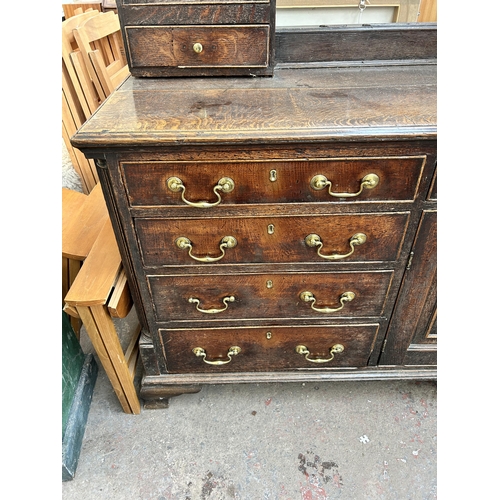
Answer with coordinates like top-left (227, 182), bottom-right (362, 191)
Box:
top-left (62, 310), bottom-right (437, 499)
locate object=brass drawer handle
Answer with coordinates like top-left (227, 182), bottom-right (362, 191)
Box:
top-left (310, 173), bottom-right (379, 198)
top-left (193, 42), bottom-right (203, 54)
top-left (188, 295), bottom-right (235, 314)
top-left (175, 236), bottom-right (237, 263)
top-left (295, 344), bottom-right (344, 364)
top-left (193, 346), bottom-right (241, 365)
top-left (300, 290), bottom-right (355, 313)
top-left (167, 176), bottom-right (234, 208)
top-left (305, 232), bottom-right (366, 260)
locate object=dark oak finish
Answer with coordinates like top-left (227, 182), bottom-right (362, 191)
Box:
top-left (71, 24), bottom-right (437, 408)
top-left (115, 0), bottom-right (275, 77)
top-left (275, 24), bottom-right (437, 66)
top-left (124, 25), bottom-right (270, 68)
top-left (379, 210), bottom-right (437, 366)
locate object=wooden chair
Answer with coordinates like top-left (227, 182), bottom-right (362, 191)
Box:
top-left (63, 184), bottom-right (141, 414)
top-left (62, 10), bottom-right (102, 194)
top-left (63, 2), bottom-right (102, 20)
top-left (73, 11), bottom-right (130, 100)
top-left (62, 10), bottom-right (130, 195)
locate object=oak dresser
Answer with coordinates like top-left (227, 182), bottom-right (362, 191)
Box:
top-left (71, 24), bottom-right (437, 409)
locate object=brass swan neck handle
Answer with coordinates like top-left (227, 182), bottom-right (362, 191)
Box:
top-left (300, 290), bottom-right (355, 313)
top-left (188, 295), bottom-right (235, 314)
top-left (193, 346), bottom-right (241, 365)
top-left (310, 173), bottom-right (379, 198)
top-left (175, 236), bottom-right (237, 263)
top-left (305, 233), bottom-right (366, 261)
top-left (167, 176), bottom-right (234, 208)
top-left (295, 344), bottom-right (344, 363)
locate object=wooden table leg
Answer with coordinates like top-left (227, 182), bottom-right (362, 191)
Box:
top-left (76, 305), bottom-right (141, 414)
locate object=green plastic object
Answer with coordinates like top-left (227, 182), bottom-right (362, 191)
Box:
top-left (62, 311), bottom-right (98, 481)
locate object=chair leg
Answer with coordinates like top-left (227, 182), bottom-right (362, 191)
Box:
top-left (63, 257), bottom-right (82, 337)
top-left (76, 305), bottom-right (141, 414)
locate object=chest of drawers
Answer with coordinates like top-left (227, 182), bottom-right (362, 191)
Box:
top-left (115, 0), bottom-right (276, 77)
top-left (71, 25), bottom-right (437, 408)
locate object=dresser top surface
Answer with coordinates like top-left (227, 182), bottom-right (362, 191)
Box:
top-left (72, 64), bottom-right (437, 150)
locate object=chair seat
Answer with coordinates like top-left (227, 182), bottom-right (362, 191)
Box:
top-left (62, 184), bottom-right (108, 261)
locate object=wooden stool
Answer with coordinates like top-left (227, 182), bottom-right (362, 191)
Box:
top-left (63, 185), bottom-right (141, 414)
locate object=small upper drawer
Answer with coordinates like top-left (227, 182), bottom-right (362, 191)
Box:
top-left (124, 25), bottom-right (270, 69)
top-left (160, 324), bottom-right (380, 373)
top-left (121, 157), bottom-right (426, 207)
top-left (135, 212), bottom-right (409, 267)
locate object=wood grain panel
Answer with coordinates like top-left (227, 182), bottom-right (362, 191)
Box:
top-left (160, 324), bottom-right (379, 372)
top-left (135, 212), bottom-right (409, 266)
top-left (149, 270), bottom-right (393, 321)
top-left (71, 66), bottom-right (436, 149)
top-left (275, 24), bottom-right (436, 64)
top-left (117, 3), bottom-right (271, 25)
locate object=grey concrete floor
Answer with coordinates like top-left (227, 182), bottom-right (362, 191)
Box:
top-left (62, 309), bottom-right (437, 499)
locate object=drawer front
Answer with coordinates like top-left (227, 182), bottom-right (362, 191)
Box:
top-left (160, 324), bottom-right (380, 373)
top-left (149, 270), bottom-right (393, 321)
top-left (121, 157), bottom-right (426, 207)
top-left (124, 25), bottom-right (270, 69)
top-left (135, 212), bottom-right (409, 267)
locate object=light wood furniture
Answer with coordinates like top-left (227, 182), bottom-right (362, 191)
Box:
top-left (62, 9), bottom-right (130, 194)
top-left (62, 184), bottom-right (108, 332)
top-left (71, 24), bottom-right (437, 409)
top-left (73, 10), bottom-right (129, 101)
top-left (418, 0), bottom-right (437, 22)
top-left (63, 2), bottom-right (103, 20)
top-left (62, 10), bottom-right (102, 194)
top-left (63, 184), bottom-right (141, 414)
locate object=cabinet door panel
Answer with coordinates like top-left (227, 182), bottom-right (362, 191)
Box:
top-left (379, 210), bottom-right (436, 365)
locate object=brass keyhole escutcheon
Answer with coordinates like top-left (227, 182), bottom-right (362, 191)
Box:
top-left (193, 43), bottom-right (203, 54)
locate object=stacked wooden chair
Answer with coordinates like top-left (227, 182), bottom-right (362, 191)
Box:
top-left (62, 8), bottom-right (139, 414)
top-left (62, 7), bottom-right (129, 194)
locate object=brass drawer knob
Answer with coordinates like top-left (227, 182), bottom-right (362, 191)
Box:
top-left (188, 295), bottom-right (235, 314)
top-left (295, 344), bottom-right (344, 363)
top-left (167, 176), bottom-right (234, 208)
top-left (300, 290), bottom-right (355, 313)
top-left (193, 346), bottom-right (241, 365)
top-left (193, 42), bottom-right (203, 54)
top-left (310, 173), bottom-right (379, 198)
top-left (305, 232), bottom-right (366, 260)
top-left (175, 235), bottom-right (237, 263)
